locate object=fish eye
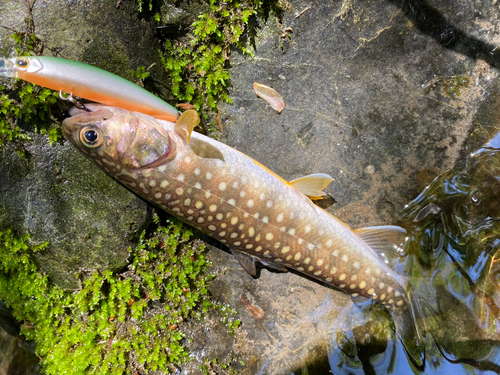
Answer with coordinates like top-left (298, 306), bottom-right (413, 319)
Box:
top-left (80, 126), bottom-right (102, 147)
top-left (15, 57), bottom-right (29, 70)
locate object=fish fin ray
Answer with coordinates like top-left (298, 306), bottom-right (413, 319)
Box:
top-left (289, 173), bottom-right (334, 199)
top-left (392, 284), bottom-right (426, 369)
top-left (190, 138), bottom-right (225, 161)
top-left (312, 193), bottom-right (337, 209)
top-left (231, 249), bottom-right (257, 276)
top-left (354, 225), bottom-right (407, 260)
top-left (260, 260), bottom-right (288, 272)
top-left (174, 109), bottom-right (199, 144)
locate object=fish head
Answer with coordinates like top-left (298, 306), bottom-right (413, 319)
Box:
top-left (62, 104), bottom-right (179, 173)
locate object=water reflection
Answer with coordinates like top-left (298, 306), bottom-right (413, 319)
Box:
top-left (260, 148), bottom-right (500, 374)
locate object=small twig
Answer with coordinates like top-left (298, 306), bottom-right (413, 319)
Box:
top-left (294, 6), bottom-right (311, 19)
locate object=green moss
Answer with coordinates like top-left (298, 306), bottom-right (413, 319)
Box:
top-left (423, 73), bottom-right (471, 98)
top-left (0, 216), bottom-right (238, 374)
top-left (146, 0), bottom-right (288, 113)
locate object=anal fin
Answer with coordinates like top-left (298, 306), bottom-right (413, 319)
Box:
top-left (353, 225), bottom-right (407, 260)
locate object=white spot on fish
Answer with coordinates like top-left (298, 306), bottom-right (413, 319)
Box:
top-left (259, 193), bottom-right (265, 200)
top-left (184, 198), bottom-right (191, 206)
top-left (246, 244), bottom-right (253, 249)
top-left (255, 246), bottom-right (262, 252)
top-left (353, 261), bottom-right (360, 268)
top-left (218, 182), bottom-right (227, 191)
top-left (379, 282), bottom-right (385, 289)
top-left (351, 275), bottom-right (357, 281)
top-left (297, 239), bottom-right (304, 244)
top-left (230, 232), bottom-right (238, 238)
top-left (339, 274), bottom-right (346, 281)
top-left (155, 193), bottom-right (162, 199)
top-left (367, 288), bottom-right (375, 295)
top-left (304, 224), bottom-right (311, 233)
top-left (277, 213), bottom-right (283, 222)
top-left (265, 233), bottom-right (274, 241)
top-left (341, 254), bottom-right (348, 262)
top-left (195, 182), bottom-right (202, 189)
top-left (247, 199), bottom-right (254, 208)
top-left (209, 204), bottom-right (217, 212)
top-left (232, 181), bottom-right (239, 189)
top-left (194, 168), bottom-right (200, 175)
top-left (177, 174), bottom-right (185, 182)
top-left (161, 180), bottom-right (169, 188)
top-left (281, 246), bottom-right (290, 254)
top-left (314, 270), bottom-right (322, 276)
top-left (219, 231), bottom-right (226, 237)
top-left (262, 216), bottom-right (269, 223)
top-left (185, 156), bottom-right (191, 163)
top-left (248, 227), bottom-right (255, 237)
top-left (294, 252), bottom-right (302, 260)
top-left (240, 191), bottom-right (246, 197)
top-left (288, 228), bottom-right (296, 235)
top-left (208, 225), bottom-right (216, 231)
top-left (307, 244), bottom-right (314, 251)
top-left (228, 198), bottom-right (236, 206)
top-left (273, 242), bottom-right (281, 249)
top-left (359, 281), bottom-right (366, 289)
top-left (195, 201), bottom-right (203, 209)
top-left (231, 217), bottom-right (239, 225)
top-left (149, 180), bottom-right (156, 187)
top-left (267, 200), bottom-right (273, 208)
top-left (316, 259), bottom-right (324, 267)
top-left (216, 213), bottom-right (223, 220)
top-left (332, 250), bottom-right (339, 257)
top-left (330, 267), bottom-right (337, 274)
top-left (197, 217), bottom-right (204, 223)
top-left (326, 239), bottom-right (333, 247)
top-left (206, 172), bottom-right (212, 180)
top-left (176, 188), bottom-right (184, 195)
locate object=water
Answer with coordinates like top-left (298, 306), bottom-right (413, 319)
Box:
top-left (260, 148), bottom-right (500, 374)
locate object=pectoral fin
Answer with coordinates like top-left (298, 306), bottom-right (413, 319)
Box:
top-left (289, 173), bottom-right (334, 199)
top-left (174, 109), bottom-right (199, 144)
top-left (190, 138), bottom-right (225, 161)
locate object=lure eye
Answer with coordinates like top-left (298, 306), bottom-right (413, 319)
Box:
top-left (15, 57), bottom-right (29, 70)
top-left (80, 127), bottom-right (102, 147)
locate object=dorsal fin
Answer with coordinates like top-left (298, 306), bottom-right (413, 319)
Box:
top-left (354, 225), bottom-right (407, 260)
top-left (231, 249), bottom-right (257, 276)
top-left (289, 173), bottom-right (334, 199)
top-left (174, 109), bottom-right (199, 144)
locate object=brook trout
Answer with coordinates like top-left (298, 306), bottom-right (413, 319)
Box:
top-left (62, 105), bottom-right (423, 363)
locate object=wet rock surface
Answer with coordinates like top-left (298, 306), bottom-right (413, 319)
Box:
top-left (1, 0), bottom-right (500, 374)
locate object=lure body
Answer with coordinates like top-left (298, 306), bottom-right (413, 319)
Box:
top-left (0, 56), bottom-right (178, 121)
top-left (62, 105), bottom-right (423, 363)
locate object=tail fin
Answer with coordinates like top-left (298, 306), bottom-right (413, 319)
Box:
top-left (392, 284), bottom-right (426, 371)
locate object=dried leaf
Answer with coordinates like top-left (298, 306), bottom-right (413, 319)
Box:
top-left (253, 82), bottom-right (285, 113)
top-left (177, 103), bottom-right (195, 110)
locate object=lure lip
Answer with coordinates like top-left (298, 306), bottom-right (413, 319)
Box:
top-left (0, 57), bottom-right (15, 78)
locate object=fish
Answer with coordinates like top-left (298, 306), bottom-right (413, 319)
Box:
top-left (0, 56), bottom-right (178, 121)
top-left (61, 104), bottom-right (424, 365)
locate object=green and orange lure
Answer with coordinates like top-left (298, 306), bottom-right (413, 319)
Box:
top-left (0, 56), bottom-right (179, 122)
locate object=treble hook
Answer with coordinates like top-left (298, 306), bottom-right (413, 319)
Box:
top-left (59, 90), bottom-right (91, 112)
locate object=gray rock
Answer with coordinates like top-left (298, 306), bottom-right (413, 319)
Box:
top-left (2, 0), bottom-right (500, 373)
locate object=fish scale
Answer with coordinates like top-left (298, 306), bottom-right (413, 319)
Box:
top-left (62, 105), bottom-right (407, 310)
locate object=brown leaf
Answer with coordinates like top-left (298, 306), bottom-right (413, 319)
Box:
top-left (253, 82), bottom-right (285, 113)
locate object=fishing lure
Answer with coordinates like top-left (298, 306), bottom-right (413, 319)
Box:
top-left (0, 56), bottom-right (179, 121)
